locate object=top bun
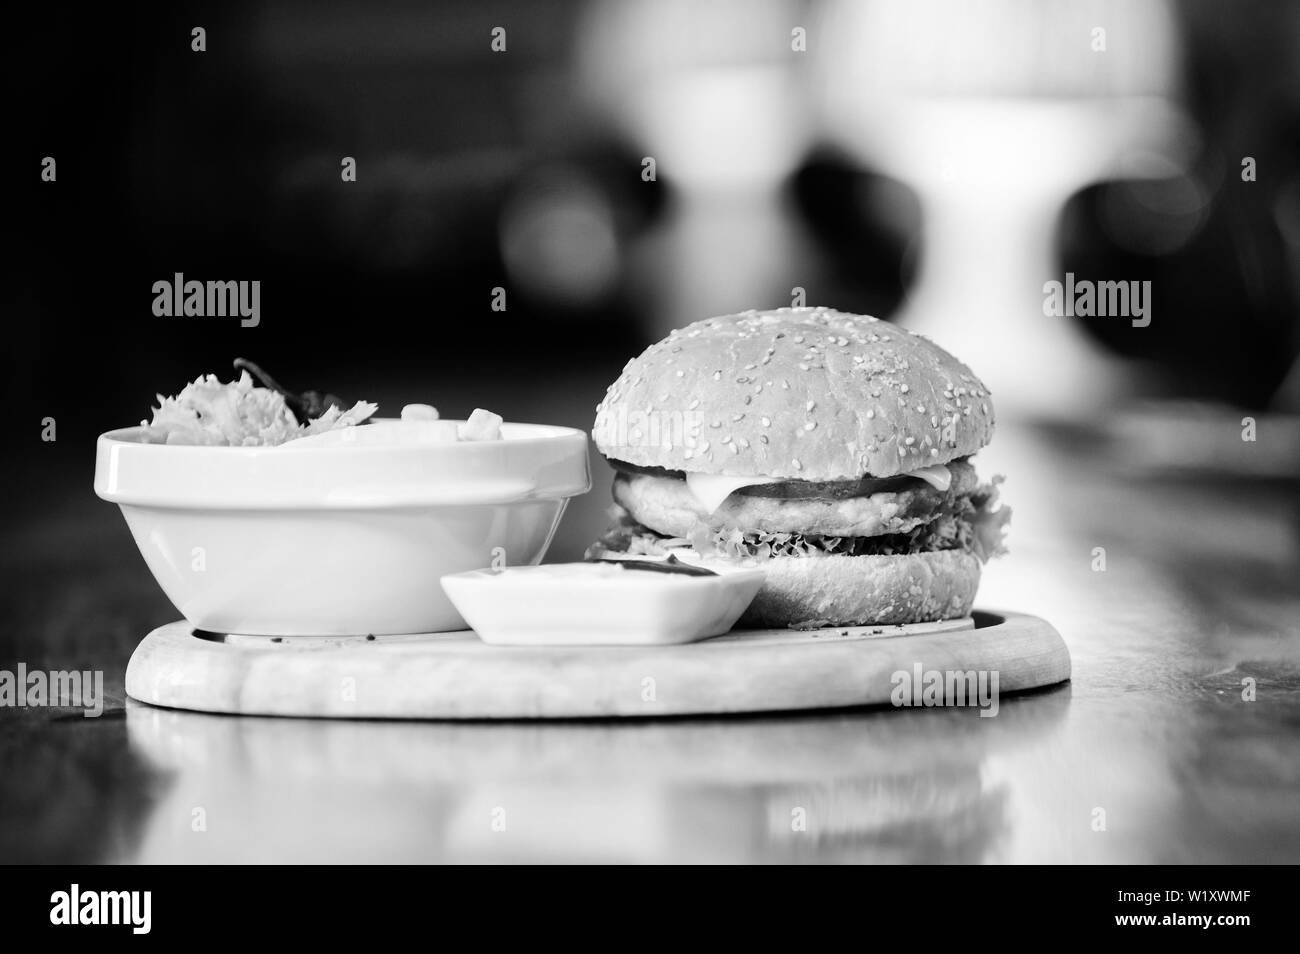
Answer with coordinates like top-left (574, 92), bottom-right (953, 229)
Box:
top-left (593, 307), bottom-right (995, 480)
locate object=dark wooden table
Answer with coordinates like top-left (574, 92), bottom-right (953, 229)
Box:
top-left (3, 415), bottom-right (1298, 863)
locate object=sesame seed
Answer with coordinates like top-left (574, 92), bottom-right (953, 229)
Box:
top-left (930, 448), bottom-right (939, 457)
top-left (806, 400), bottom-right (816, 411)
top-left (793, 335), bottom-right (804, 343)
top-left (689, 399), bottom-right (700, 410)
top-left (866, 409), bottom-right (875, 419)
top-left (900, 384), bottom-right (910, 394)
top-left (738, 437), bottom-right (750, 448)
top-left (732, 413), bottom-right (744, 422)
top-left (916, 404), bottom-right (925, 413)
top-left (781, 380), bottom-right (790, 389)
top-left (792, 458), bottom-right (802, 470)
top-left (798, 363), bottom-right (809, 371)
top-left (713, 371), bottom-right (722, 381)
top-left (676, 370), bottom-right (684, 377)
top-left (699, 441), bottom-right (710, 452)
top-left (759, 435), bottom-right (769, 444)
top-left (804, 421), bottom-right (816, 431)
top-left (744, 395), bottom-right (753, 405)
top-left (761, 417), bottom-right (771, 427)
top-left (904, 436), bottom-right (915, 445)
top-left (729, 442), bottom-right (739, 454)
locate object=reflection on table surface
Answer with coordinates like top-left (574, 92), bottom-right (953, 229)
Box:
top-left (2, 416), bottom-right (1298, 863)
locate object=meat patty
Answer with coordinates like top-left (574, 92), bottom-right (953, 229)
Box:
top-left (612, 460), bottom-right (979, 538)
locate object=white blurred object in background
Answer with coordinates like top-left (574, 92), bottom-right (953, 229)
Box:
top-left (815, 0), bottom-right (1194, 419)
top-left (577, 0), bottom-right (815, 335)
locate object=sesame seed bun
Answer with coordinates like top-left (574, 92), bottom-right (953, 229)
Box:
top-left (594, 307), bottom-right (995, 480)
top-left (738, 549), bottom-right (982, 629)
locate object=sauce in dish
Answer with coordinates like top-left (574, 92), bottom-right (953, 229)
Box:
top-left (440, 561), bottom-right (765, 646)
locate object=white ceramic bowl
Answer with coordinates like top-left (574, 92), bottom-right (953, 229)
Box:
top-left (94, 421), bottom-right (591, 636)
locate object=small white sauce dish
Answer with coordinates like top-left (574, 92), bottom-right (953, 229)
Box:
top-left (440, 562), bottom-right (766, 646)
top-left (94, 421), bottom-right (591, 636)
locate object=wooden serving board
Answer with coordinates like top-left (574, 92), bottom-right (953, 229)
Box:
top-left (125, 611), bottom-right (1069, 719)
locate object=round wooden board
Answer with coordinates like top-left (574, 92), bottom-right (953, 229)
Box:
top-left (125, 611), bottom-right (1070, 719)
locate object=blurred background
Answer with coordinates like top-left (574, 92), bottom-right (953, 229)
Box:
top-left (3, 0), bottom-right (1300, 865)
top-left (5, 0), bottom-right (1300, 647)
top-left (8, 0), bottom-right (1300, 558)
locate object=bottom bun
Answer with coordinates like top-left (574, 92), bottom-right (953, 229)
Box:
top-left (738, 549), bottom-right (981, 629)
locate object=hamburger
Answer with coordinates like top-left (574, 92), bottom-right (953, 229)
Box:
top-left (587, 307), bottom-right (1010, 628)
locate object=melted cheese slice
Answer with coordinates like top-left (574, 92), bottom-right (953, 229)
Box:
top-left (906, 464), bottom-right (952, 492)
top-left (684, 463), bottom-right (952, 512)
top-left (685, 473), bottom-right (783, 513)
